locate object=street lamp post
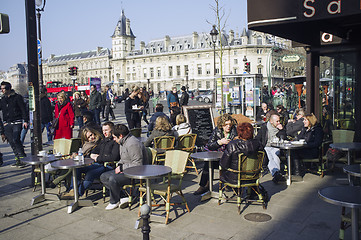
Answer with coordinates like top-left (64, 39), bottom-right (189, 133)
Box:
top-left (210, 25), bottom-right (218, 109)
top-left (35, 0), bottom-right (46, 87)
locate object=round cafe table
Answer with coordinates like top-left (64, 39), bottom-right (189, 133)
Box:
top-left (123, 165), bottom-right (172, 213)
top-left (51, 158), bottom-right (94, 214)
top-left (318, 186), bottom-right (361, 240)
top-left (21, 154), bottom-right (62, 205)
top-left (191, 151), bottom-right (223, 201)
top-left (271, 142), bottom-right (305, 185)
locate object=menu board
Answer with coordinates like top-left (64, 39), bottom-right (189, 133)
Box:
top-left (183, 105), bottom-right (215, 147)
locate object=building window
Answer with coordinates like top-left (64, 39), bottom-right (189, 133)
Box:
top-left (197, 54), bottom-right (201, 58)
top-left (258, 68), bottom-right (262, 74)
top-left (197, 64), bottom-right (202, 75)
top-left (233, 68), bottom-right (238, 74)
top-left (258, 58), bottom-right (262, 64)
top-left (169, 66), bottom-right (173, 77)
top-left (206, 63), bottom-right (211, 75)
top-left (257, 36), bottom-right (263, 45)
top-left (206, 81), bottom-right (210, 89)
top-left (198, 81), bottom-right (202, 89)
top-left (234, 50), bottom-right (237, 55)
top-left (234, 59), bottom-right (238, 64)
top-left (184, 65), bottom-right (189, 76)
top-left (157, 67), bottom-right (161, 78)
top-left (215, 68), bottom-right (219, 74)
top-left (157, 83), bottom-right (161, 91)
top-left (176, 66), bottom-right (181, 76)
top-left (143, 68), bottom-right (147, 78)
top-left (150, 68), bottom-right (154, 78)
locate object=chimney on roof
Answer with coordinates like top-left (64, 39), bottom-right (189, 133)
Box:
top-left (97, 47), bottom-right (102, 54)
top-left (229, 30), bottom-right (234, 43)
top-left (164, 35), bottom-right (170, 50)
top-left (140, 41), bottom-right (145, 52)
top-left (192, 32), bottom-right (198, 48)
top-left (126, 19), bottom-right (131, 36)
top-left (50, 54), bottom-right (55, 59)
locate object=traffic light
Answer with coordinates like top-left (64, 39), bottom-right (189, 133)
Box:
top-left (68, 66), bottom-right (78, 76)
top-left (0, 13), bottom-right (10, 34)
top-left (244, 62), bottom-right (250, 73)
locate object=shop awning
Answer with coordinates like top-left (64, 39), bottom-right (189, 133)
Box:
top-left (247, 0), bottom-right (361, 46)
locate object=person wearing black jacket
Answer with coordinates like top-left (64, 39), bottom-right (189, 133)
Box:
top-left (124, 86), bottom-right (142, 129)
top-left (220, 122), bottom-right (261, 184)
top-left (78, 110), bottom-right (102, 137)
top-left (292, 114), bottom-right (323, 177)
top-left (62, 122), bottom-right (120, 198)
top-left (194, 114), bottom-right (238, 195)
top-left (88, 84), bottom-right (102, 126)
top-left (40, 87), bottom-right (54, 142)
top-left (179, 86), bottom-right (189, 107)
top-left (0, 81), bottom-right (28, 167)
top-left (0, 117), bottom-right (4, 166)
top-left (255, 113), bottom-right (287, 183)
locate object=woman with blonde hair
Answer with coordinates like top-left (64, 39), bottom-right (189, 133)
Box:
top-left (54, 91), bottom-right (74, 139)
top-left (172, 114), bottom-right (192, 138)
top-left (144, 116), bottom-right (174, 147)
top-left (292, 113), bottom-right (323, 177)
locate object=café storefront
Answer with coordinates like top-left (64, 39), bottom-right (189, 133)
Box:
top-left (247, 0), bottom-right (361, 141)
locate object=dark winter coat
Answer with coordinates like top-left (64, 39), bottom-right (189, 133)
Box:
top-left (88, 89), bottom-right (102, 110)
top-left (0, 90), bottom-right (28, 123)
top-left (205, 126), bottom-right (238, 151)
top-left (295, 124), bottom-right (323, 158)
top-left (255, 123), bottom-right (287, 149)
top-left (95, 137), bottom-right (120, 164)
top-left (220, 138), bottom-right (261, 184)
top-left (40, 95), bottom-right (53, 124)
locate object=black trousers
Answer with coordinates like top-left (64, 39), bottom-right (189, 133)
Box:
top-left (199, 161), bottom-right (219, 187)
top-left (105, 101), bottom-right (115, 120)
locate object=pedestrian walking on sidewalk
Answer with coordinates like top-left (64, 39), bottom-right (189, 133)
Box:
top-left (0, 81), bottom-right (28, 167)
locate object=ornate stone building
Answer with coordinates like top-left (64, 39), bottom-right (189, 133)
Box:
top-left (1, 63), bottom-right (28, 96)
top-left (3, 10), bottom-right (305, 97)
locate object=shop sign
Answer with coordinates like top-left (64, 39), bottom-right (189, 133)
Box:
top-left (282, 55), bottom-right (300, 62)
top-left (301, 0), bottom-right (361, 20)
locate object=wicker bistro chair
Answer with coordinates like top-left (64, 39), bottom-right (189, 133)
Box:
top-left (153, 135), bottom-right (176, 164)
top-left (176, 134), bottom-right (198, 174)
top-left (33, 138), bottom-right (81, 192)
top-left (302, 141), bottom-right (329, 177)
top-left (138, 150), bottom-right (191, 224)
top-left (218, 151), bottom-right (267, 214)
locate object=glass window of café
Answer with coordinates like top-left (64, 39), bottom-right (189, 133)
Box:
top-left (319, 52), bottom-right (357, 131)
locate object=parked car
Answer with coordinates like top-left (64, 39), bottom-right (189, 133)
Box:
top-left (196, 90), bottom-right (213, 103)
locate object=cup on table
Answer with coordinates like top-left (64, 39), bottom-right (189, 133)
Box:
top-left (39, 150), bottom-right (47, 156)
top-left (299, 139), bottom-right (306, 144)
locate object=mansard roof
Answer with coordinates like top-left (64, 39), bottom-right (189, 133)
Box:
top-left (46, 48), bottom-right (111, 65)
top-left (111, 10), bottom-right (135, 38)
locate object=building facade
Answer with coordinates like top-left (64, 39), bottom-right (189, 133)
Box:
top-left (0, 63), bottom-right (28, 96)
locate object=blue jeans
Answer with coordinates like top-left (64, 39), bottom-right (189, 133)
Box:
top-left (41, 122), bottom-right (53, 142)
top-left (91, 108), bottom-right (101, 126)
top-left (4, 122), bottom-right (26, 159)
top-left (76, 116), bottom-right (84, 129)
top-left (20, 126), bottom-right (28, 144)
top-left (73, 163), bottom-right (111, 196)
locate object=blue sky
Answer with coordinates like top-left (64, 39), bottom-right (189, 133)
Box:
top-left (0, 0), bottom-right (247, 71)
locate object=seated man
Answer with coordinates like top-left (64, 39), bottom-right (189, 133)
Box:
top-left (255, 113), bottom-right (286, 184)
top-left (100, 124), bottom-right (148, 210)
top-left (148, 103), bottom-right (169, 133)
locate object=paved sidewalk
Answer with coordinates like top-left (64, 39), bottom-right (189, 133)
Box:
top-left (0, 131), bottom-right (352, 240)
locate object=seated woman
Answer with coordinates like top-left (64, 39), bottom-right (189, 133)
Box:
top-left (62, 122), bottom-right (120, 198)
top-left (194, 113), bottom-right (237, 195)
top-left (144, 116), bottom-right (175, 147)
top-left (220, 122), bottom-right (261, 185)
top-left (172, 114), bottom-right (192, 138)
top-left (292, 113), bottom-right (323, 177)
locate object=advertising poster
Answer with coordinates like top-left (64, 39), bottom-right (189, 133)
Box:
top-left (90, 77), bottom-right (102, 91)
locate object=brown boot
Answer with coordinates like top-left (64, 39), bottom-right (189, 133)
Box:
top-left (194, 182), bottom-right (209, 195)
top-left (60, 189), bottom-right (74, 200)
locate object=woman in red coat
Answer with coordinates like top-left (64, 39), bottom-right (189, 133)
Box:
top-left (54, 92), bottom-right (74, 139)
